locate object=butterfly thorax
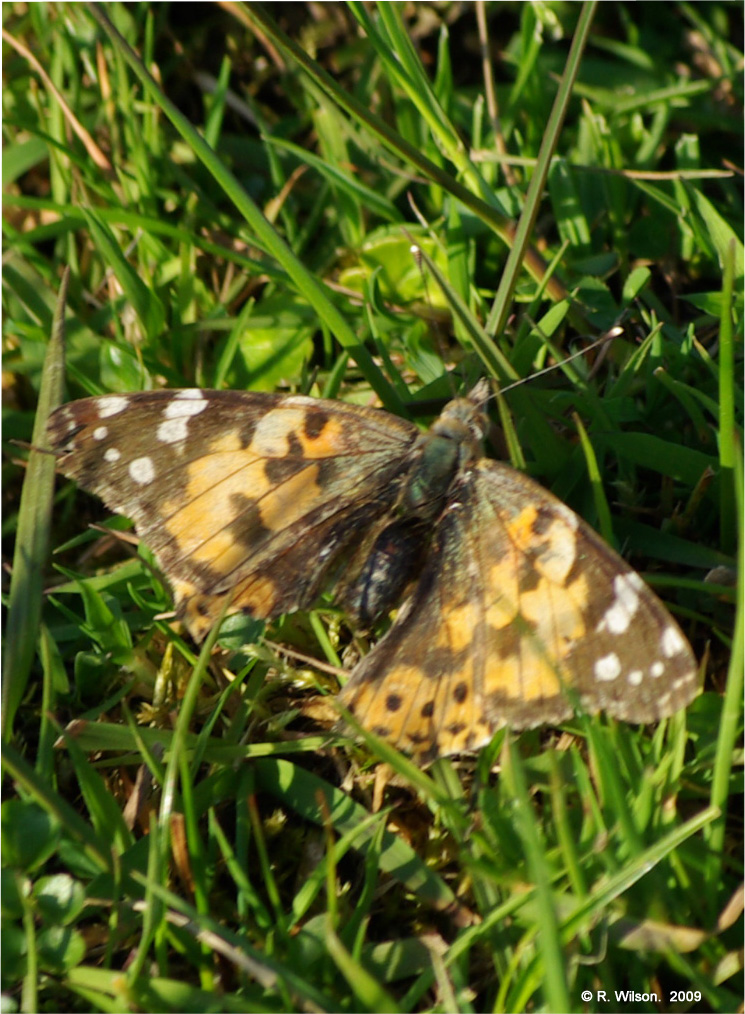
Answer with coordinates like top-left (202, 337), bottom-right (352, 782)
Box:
top-left (403, 396), bottom-right (486, 517)
top-left (344, 396), bottom-right (488, 627)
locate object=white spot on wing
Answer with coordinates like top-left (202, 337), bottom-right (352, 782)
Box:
top-left (284, 395), bottom-right (318, 408)
top-left (673, 673), bottom-right (696, 692)
top-left (93, 426), bottom-right (108, 441)
top-left (164, 391), bottom-right (208, 419)
top-left (251, 407), bottom-right (306, 455)
top-left (596, 572), bottom-right (641, 635)
top-left (650, 661), bottom-right (665, 678)
top-left (157, 417), bottom-right (189, 444)
top-left (538, 520), bottom-right (576, 583)
top-left (129, 456), bottom-right (155, 484)
top-left (595, 653), bottom-right (621, 682)
top-left (555, 503), bottom-right (579, 530)
top-left (661, 625), bottom-right (686, 658)
top-left (627, 670), bottom-right (643, 686)
top-left (97, 396), bottom-right (129, 418)
top-left (104, 447), bottom-right (121, 463)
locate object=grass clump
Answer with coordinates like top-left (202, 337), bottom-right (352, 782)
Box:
top-left (2, 3), bottom-right (742, 1012)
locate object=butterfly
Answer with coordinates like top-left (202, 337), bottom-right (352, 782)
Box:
top-left (48, 382), bottom-right (699, 760)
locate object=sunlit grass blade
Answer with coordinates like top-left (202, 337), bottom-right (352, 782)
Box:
top-left (705, 440), bottom-right (744, 903)
top-left (486, 1), bottom-right (598, 340)
top-left (718, 237), bottom-right (738, 552)
top-left (2, 267), bottom-right (68, 738)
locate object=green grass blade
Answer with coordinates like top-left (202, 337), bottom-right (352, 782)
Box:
top-left (2, 267), bottom-right (68, 738)
top-left (1, 740), bottom-right (111, 876)
top-left (265, 136), bottom-right (400, 224)
top-left (574, 411), bottom-right (615, 545)
top-left (80, 207), bottom-right (166, 340)
top-left (718, 237), bottom-right (738, 552)
top-left (705, 440), bottom-right (744, 901)
top-left (486, 0), bottom-right (597, 339)
top-left (502, 737), bottom-right (571, 1013)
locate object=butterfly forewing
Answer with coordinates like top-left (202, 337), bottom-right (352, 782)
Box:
top-left (49, 389), bottom-right (420, 635)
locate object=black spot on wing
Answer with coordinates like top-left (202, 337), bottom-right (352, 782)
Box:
top-left (453, 681), bottom-right (468, 703)
top-left (385, 693), bottom-right (402, 712)
top-left (264, 457), bottom-right (289, 484)
top-left (286, 431), bottom-right (303, 457)
top-left (237, 419), bottom-right (258, 448)
top-left (304, 411), bottom-right (329, 439)
top-left (228, 493), bottom-right (272, 547)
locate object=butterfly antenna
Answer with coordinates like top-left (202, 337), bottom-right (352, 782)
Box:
top-left (496, 327), bottom-right (623, 397)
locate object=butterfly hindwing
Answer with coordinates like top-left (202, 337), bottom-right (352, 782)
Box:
top-left (339, 458), bottom-right (699, 759)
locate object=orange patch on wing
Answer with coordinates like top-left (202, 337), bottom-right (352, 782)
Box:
top-left (297, 416), bottom-right (346, 457)
top-left (484, 555), bottom-right (520, 628)
top-left (439, 717), bottom-right (492, 755)
top-left (504, 508), bottom-right (577, 583)
top-left (171, 580), bottom-right (233, 640)
top-left (438, 727), bottom-right (472, 754)
top-left (249, 408), bottom-right (346, 459)
top-left (426, 658), bottom-right (478, 753)
top-left (257, 464), bottom-right (322, 532)
top-left (339, 663), bottom-right (421, 736)
top-left (505, 504), bottom-right (540, 551)
top-left (180, 595), bottom-right (222, 641)
top-left (484, 648), bottom-right (564, 701)
top-left (191, 528), bottom-right (247, 574)
top-left (174, 572), bottom-right (283, 641)
top-left (172, 577), bottom-right (200, 605)
top-left (164, 485), bottom-right (254, 555)
top-left (566, 571), bottom-right (590, 610)
top-left (369, 664), bottom-right (423, 702)
top-left (184, 452), bottom-right (264, 502)
top-left (436, 601), bottom-right (480, 650)
top-left (533, 520), bottom-right (577, 583)
top-left (230, 573), bottom-right (281, 618)
top-left (208, 431), bottom-right (247, 454)
top-left (163, 459), bottom-right (268, 551)
top-left (520, 577), bottom-right (586, 658)
top-left (522, 655), bottom-right (568, 698)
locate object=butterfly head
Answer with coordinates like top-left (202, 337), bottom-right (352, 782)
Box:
top-left (430, 381), bottom-right (491, 464)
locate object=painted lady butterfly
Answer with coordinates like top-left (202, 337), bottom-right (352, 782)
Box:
top-left (48, 383), bottom-right (699, 759)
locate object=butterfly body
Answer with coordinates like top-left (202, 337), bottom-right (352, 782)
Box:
top-left (48, 385), bottom-right (699, 759)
